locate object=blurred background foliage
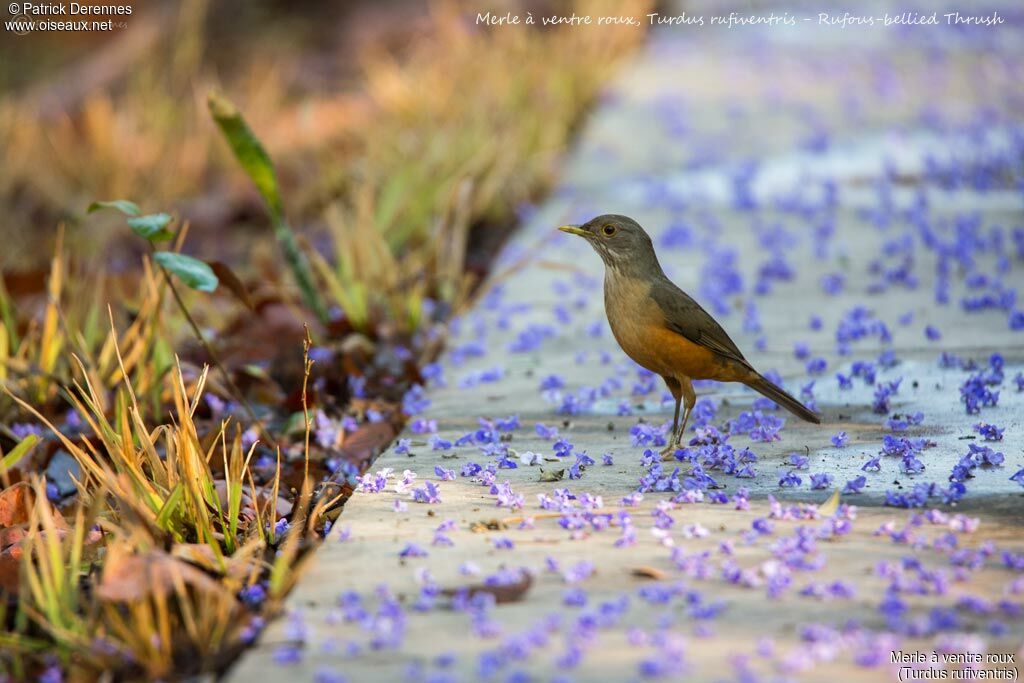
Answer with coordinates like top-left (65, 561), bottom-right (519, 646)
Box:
top-left (0, 0), bottom-right (651, 677)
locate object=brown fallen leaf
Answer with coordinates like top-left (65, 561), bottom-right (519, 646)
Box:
top-left (96, 546), bottom-right (226, 602)
top-left (0, 548), bottom-right (20, 593)
top-left (214, 481), bottom-right (292, 520)
top-left (0, 525), bottom-right (27, 551)
top-left (337, 421), bottom-right (397, 468)
top-left (0, 484), bottom-right (34, 528)
top-left (171, 543), bottom-right (254, 580)
top-left (208, 261), bottom-right (254, 310)
top-left (441, 571), bottom-right (532, 605)
top-left (469, 519), bottom-right (507, 533)
top-left (631, 566), bottom-right (667, 581)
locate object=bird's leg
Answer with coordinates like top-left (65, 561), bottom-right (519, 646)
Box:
top-left (664, 378), bottom-right (696, 462)
top-left (660, 377), bottom-right (682, 459)
top-left (675, 404), bottom-right (692, 447)
top-left (660, 395), bottom-right (682, 458)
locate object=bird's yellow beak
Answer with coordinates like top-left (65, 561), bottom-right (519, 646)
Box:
top-left (558, 225), bottom-right (588, 237)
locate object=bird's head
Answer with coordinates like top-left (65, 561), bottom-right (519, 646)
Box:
top-left (558, 214), bottom-right (659, 273)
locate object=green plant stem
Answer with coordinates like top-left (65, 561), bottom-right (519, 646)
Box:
top-left (275, 221), bottom-right (328, 323)
top-left (157, 262), bottom-right (278, 450)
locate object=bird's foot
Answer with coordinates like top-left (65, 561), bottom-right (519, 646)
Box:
top-left (660, 444), bottom-right (682, 461)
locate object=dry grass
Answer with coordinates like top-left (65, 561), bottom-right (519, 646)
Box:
top-left (4, 358), bottom-right (310, 678)
top-left (313, 1), bottom-right (649, 333)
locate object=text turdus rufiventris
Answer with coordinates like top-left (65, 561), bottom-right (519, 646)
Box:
top-left (560, 214), bottom-right (821, 458)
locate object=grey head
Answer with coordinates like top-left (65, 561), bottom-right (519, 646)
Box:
top-left (558, 214), bottom-right (662, 277)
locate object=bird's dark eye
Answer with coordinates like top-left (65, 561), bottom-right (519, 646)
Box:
top-left (602, 224), bottom-right (617, 237)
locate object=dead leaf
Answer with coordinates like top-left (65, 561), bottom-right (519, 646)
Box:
top-left (171, 543), bottom-right (253, 580)
top-left (441, 571), bottom-right (532, 604)
top-left (0, 525), bottom-right (27, 550)
top-left (0, 548), bottom-right (20, 593)
top-left (631, 566), bottom-right (667, 581)
top-left (0, 484), bottom-right (33, 528)
top-left (208, 261), bottom-right (254, 310)
top-left (214, 481), bottom-right (292, 520)
top-left (469, 519), bottom-right (507, 533)
top-left (337, 421), bottom-right (397, 467)
top-left (97, 547), bottom-right (226, 602)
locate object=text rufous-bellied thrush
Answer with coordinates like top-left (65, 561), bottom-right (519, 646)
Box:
top-left (559, 214), bottom-right (821, 459)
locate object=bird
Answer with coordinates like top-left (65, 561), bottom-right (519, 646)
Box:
top-left (559, 214), bottom-right (821, 459)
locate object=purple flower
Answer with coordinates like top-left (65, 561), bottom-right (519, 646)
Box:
top-left (393, 438), bottom-right (412, 455)
top-left (492, 537), bottom-right (514, 550)
top-left (239, 583), bottom-right (267, 608)
top-left (1009, 310), bottom-right (1024, 331)
top-left (787, 453), bottom-right (809, 469)
top-left (273, 518), bottom-right (290, 538)
top-left (434, 466), bottom-right (456, 481)
top-left (872, 379), bottom-right (902, 415)
top-left (420, 362), bottom-right (445, 386)
top-left (495, 415), bottom-right (520, 432)
top-left (601, 453), bottom-right (614, 466)
top-left (805, 357), bottom-right (827, 375)
top-left (809, 473), bottom-right (833, 490)
top-left (630, 422), bottom-right (667, 447)
top-left (959, 360), bottom-right (1001, 414)
top-left (563, 588), bottom-right (587, 607)
top-left (539, 374), bottom-right (566, 391)
top-left (45, 482), bottom-right (61, 503)
top-left (401, 385), bottom-right (431, 415)
top-left (273, 645), bottom-right (303, 665)
top-left (973, 422), bottom-right (1004, 441)
top-left (535, 422), bottom-right (559, 440)
top-left (1009, 469), bottom-right (1024, 488)
top-left (821, 273), bottom-right (845, 295)
top-left (313, 668), bottom-right (347, 683)
top-left (409, 418), bottom-right (437, 434)
top-left (10, 422), bottom-right (43, 439)
top-left (428, 434), bottom-right (453, 451)
top-left (399, 543), bottom-right (428, 558)
top-left (563, 561), bottom-right (595, 584)
top-left (494, 481), bottom-right (524, 510)
top-left (924, 325), bottom-right (942, 341)
top-left (411, 482), bottom-right (442, 504)
top-left (831, 431), bottom-right (848, 447)
top-left (778, 471), bottom-right (802, 488)
top-left (843, 476), bottom-right (867, 494)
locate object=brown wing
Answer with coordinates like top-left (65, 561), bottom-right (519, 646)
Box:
top-left (648, 277), bottom-right (753, 369)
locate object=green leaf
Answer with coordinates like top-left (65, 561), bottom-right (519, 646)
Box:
top-left (1, 434), bottom-right (40, 472)
top-left (126, 213), bottom-right (175, 242)
top-left (539, 468), bottom-right (565, 482)
top-left (207, 92), bottom-right (283, 221)
top-left (87, 199), bottom-right (140, 217)
top-left (153, 252), bottom-right (218, 293)
top-left (155, 483), bottom-right (185, 531)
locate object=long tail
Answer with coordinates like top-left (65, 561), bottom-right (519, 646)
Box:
top-left (745, 374), bottom-right (822, 424)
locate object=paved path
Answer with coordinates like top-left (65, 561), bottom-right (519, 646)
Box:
top-left (231, 4), bottom-right (1024, 682)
